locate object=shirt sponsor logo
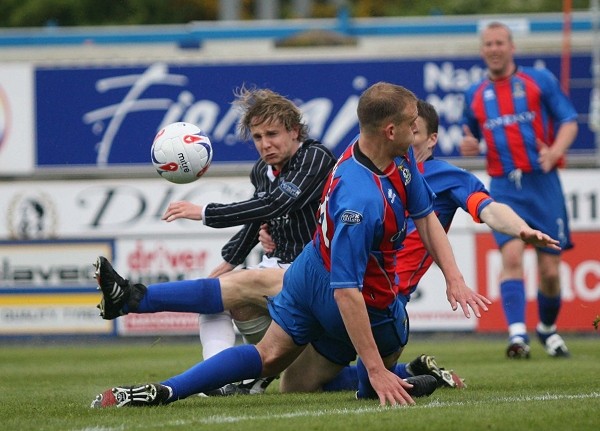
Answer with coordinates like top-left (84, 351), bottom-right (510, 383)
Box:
top-left (279, 181), bottom-right (301, 198)
top-left (340, 210), bottom-right (363, 225)
top-left (483, 111), bottom-right (535, 130)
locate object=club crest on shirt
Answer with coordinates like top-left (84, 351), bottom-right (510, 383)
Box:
top-left (513, 82), bottom-right (525, 99)
top-left (340, 210), bottom-right (363, 225)
top-left (398, 164), bottom-right (411, 185)
top-left (279, 181), bottom-right (301, 198)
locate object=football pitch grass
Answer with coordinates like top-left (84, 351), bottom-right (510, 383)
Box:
top-left (1, 333), bottom-right (598, 431)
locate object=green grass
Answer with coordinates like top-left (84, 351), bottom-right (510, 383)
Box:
top-left (1, 333), bottom-right (599, 431)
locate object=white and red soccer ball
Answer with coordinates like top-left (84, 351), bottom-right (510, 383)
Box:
top-left (151, 122), bottom-right (213, 184)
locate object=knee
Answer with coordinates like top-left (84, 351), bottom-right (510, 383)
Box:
top-left (255, 344), bottom-right (283, 377)
top-left (234, 315), bottom-right (272, 344)
top-left (538, 256), bottom-right (561, 295)
top-left (539, 271), bottom-right (561, 296)
top-left (539, 265), bottom-right (560, 283)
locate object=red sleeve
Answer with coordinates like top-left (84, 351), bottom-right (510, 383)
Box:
top-left (466, 191), bottom-right (493, 223)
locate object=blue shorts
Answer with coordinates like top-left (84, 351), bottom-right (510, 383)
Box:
top-left (267, 244), bottom-right (409, 366)
top-left (490, 169), bottom-right (573, 254)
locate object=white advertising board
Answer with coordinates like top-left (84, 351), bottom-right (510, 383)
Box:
top-left (1, 169), bottom-right (598, 335)
top-left (0, 177), bottom-right (254, 240)
top-left (0, 239), bottom-right (114, 334)
top-left (0, 63), bottom-right (35, 176)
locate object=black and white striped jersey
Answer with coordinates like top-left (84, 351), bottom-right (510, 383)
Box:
top-left (204, 139), bottom-right (336, 266)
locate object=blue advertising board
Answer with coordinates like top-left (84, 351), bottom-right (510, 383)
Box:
top-left (35, 54), bottom-right (594, 166)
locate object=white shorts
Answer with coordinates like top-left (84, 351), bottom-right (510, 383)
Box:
top-left (251, 255), bottom-right (291, 270)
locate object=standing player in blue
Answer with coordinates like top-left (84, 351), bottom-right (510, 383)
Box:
top-left (92, 82), bottom-right (490, 408)
top-left (460, 22), bottom-right (578, 359)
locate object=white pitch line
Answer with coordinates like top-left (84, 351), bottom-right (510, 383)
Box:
top-left (184, 392), bottom-right (600, 425)
top-left (76, 392), bottom-right (600, 431)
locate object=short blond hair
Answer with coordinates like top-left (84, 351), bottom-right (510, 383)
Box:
top-left (357, 82), bottom-right (417, 134)
top-left (233, 85), bottom-right (308, 142)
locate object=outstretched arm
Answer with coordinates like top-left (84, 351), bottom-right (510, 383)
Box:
top-left (334, 288), bottom-right (415, 407)
top-left (414, 212), bottom-right (491, 318)
top-left (479, 202), bottom-right (561, 250)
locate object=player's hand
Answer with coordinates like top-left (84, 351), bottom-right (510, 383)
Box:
top-left (446, 280), bottom-right (491, 319)
top-left (162, 201), bottom-right (203, 222)
top-left (258, 223), bottom-right (276, 253)
top-left (209, 261), bottom-right (236, 278)
top-left (536, 139), bottom-right (561, 172)
top-left (368, 368), bottom-right (415, 407)
top-left (519, 228), bottom-right (561, 251)
top-left (460, 126), bottom-right (481, 157)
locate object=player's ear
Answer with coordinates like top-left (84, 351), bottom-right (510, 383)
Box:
top-left (428, 132), bottom-right (438, 150)
top-left (383, 122), bottom-right (395, 140)
top-left (290, 124), bottom-right (300, 141)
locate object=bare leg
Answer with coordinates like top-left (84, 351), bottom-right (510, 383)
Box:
top-left (280, 344), bottom-right (345, 392)
top-left (255, 321), bottom-right (307, 377)
top-left (219, 268), bottom-right (285, 309)
top-left (281, 344), bottom-right (402, 393)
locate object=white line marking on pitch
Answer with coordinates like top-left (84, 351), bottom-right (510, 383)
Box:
top-left (172, 392), bottom-right (600, 426)
top-left (76, 392), bottom-right (600, 431)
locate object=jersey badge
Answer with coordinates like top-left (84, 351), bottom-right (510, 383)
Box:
top-left (279, 181), bottom-right (301, 198)
top-left (398, 164), bottom-right (412, 185)
top-left (513, 81), bottom-right (525, 99)
top-left (340, 210), bottom-right (363, 225)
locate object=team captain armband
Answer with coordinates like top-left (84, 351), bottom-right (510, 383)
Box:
top-left (466, 191), bottom-right (493, 223)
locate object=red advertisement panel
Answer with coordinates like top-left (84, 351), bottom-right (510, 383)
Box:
top-left (119, 312), bottom-right (199, 336)
top-left (476, 232), bottom-right (600, 332)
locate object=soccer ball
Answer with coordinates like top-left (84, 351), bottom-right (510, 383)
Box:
top-left (151, 122), bottom-right (213, 184)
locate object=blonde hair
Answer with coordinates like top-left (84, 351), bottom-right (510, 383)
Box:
top-left (483, 21), bottom-right (513, 42)
top-left (233, 85), bottom-right (308, 142)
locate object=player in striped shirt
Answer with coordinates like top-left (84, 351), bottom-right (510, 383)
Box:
top-left (158, 86), bottom-right (336, 367)
top-left (460, 22), bottom-right (578, 359)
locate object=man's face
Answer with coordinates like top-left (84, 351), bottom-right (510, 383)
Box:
top-left (392, 102), bottom-right (419, 157)
top-left (250, 119), bottom-right (299, 170)
top-left (480, 26), bottom-right (515, 78)
top-left (411, 116), bottom-right (436, 163)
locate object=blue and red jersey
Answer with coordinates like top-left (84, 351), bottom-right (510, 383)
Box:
top-left (396, 157), bottom-right (494, 295)
top-left (312, 140), bottom-right (434, 309)
top-left (462, 66), bottom-right (578, 177)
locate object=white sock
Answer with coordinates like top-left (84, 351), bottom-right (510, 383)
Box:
top-left (199, 312), bottom-right (236, 359)
top-left (508, 322), bottom-right (527, 338)
top-left (536, 322), bottom-right (557, 334)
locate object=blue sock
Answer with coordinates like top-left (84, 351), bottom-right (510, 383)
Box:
top-left (538, 291), bottom-right (561, 327)
top-left (394, 363), bottom-right (411, 379)
top-left (500, 279), bottom-right (526, 326)
top-left (356, 358), bottom-right (376, 399)
top-left (323, 366), bottom-right (358, 392)
top-left (162, 344), bottom-right (263, 401)
top-left (324, 362), bottom-right (410, 392)
top-left (131, 278), bottom-right (223, 314)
